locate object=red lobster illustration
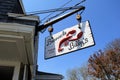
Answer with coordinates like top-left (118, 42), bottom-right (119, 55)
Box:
top-left (58, 29), bottom-right (83, 52)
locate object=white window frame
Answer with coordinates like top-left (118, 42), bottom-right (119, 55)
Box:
top-left (0, 61), bottom-right (21, 80)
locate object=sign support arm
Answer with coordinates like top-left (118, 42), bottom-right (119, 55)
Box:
top-left (37, 6), bottom-right (85, 32)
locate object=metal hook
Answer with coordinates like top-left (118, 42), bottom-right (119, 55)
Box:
top-left (76, 13), bottom-right (82, 29)
top-left (48, 25), bottom-right (54, 39)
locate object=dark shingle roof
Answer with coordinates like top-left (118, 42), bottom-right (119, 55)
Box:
top-left (0, 0), bottom-right (25, 21)
top-left (0, 0), bottom-right (24, 14)
top-left (36, 71), bottom-right (64, 80)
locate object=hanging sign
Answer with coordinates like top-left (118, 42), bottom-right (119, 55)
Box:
top-left (45, 20), bottom-right (95, 59)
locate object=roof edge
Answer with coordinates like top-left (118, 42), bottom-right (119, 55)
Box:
top-left (8, 13), bottom-right (40, 22)
top-left (36, 71), bottom-right (64, 79)
top-left (19, 0), bottom-right (26, 14)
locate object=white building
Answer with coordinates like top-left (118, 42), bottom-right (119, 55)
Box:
top-left (0, 0), bottom-right (63, 80)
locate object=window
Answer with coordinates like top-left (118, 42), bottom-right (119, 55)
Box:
top-left (0, 66), bottom-right (14, 80)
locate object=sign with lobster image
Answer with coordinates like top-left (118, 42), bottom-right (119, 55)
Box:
top-left (45, 21), bottom-right (95, 59)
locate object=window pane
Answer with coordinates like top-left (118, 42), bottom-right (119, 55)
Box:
top-left (0, 66), bottom-right (14, 80)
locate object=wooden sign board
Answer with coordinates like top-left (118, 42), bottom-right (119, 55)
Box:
top-left (45, 21), bottom-right (95, 59)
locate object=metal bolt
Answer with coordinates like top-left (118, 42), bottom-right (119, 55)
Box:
top-left (76, 14), bottom-right (81, 21)
top-left (48, 26), bottom-right (53, 32)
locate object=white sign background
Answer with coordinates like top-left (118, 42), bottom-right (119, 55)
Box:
top-left (45, 21), bottom-right (95, 59)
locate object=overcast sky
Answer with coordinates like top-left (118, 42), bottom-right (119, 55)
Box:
top-left (23, 0), bottom-right (120, 79)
